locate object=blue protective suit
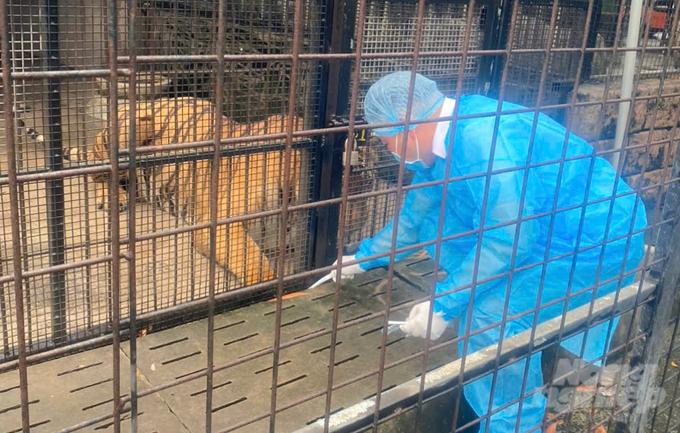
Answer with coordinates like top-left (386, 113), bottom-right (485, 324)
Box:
top-left (355, 95), bottom-right (647, 433)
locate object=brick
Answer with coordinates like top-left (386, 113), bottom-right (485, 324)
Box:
top-left (569, 78), bottom-right (680, 141)
top-left (623, 130), bottom-right (677, 176)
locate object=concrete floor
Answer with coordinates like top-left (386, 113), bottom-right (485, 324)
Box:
top-left (0, 254), bottom-right (459, 433)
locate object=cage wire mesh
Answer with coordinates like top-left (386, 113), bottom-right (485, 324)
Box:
top-left (499, 0), bottom-right (595, 118)
top-left (0, 0), bottom-right (324, 362)
top-left (342, 0), bottom-right (489, 249)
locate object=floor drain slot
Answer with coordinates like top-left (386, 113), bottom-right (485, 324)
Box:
top-left (360, 326), bottom-right (384, 337)
top-left (175, 368), bottom-right (205, 380)
top-left (224, 333), bottom-right (258, 346)
top-left (215, 320), bottom-right (246, 332)
top-left (357, 278), bottom-right (383, 287)
top-left (212, 397), bottom-right (247, 413)
top-left (0, 399), bottom-right (39, 415)
top-left (7, 419), bottom-right (50, 433)
top-left (82, 394), bottom-right (129, 412)
top-left (161, 351), bottom-right (201, 365)
top-left (406, 257), bottom-right (430, 267)
top-left (371, 287), bottom-right (399, 297)
top-left (294, 328), bottom-right (326, 340)
top-left (0, 385), bottom-right (19, 394)
top-left (273, 374), bottom-right (306, 389)
top-left (255, 360), bottom-right (291, 375)
top-left (190, 380), bottom-right (232, 397)
top-left (334, 354), bottom-right (359, 367)
top-left (329, 302), bottom-right (355, 312)
top-left (264, 304), bottom-right (296, 316)
top-left (239, 346), bottom-right (272, 359)
top-left (149, 337), bottom-right (189, 351)
top-left (377, 337), bottom-right (405, 350)
top-left (57, 362), bottom-right (103, 376)
top-left (310, 341), bottom-right (341, 354)
top-left (70, 378), bottom-right (112, 393)
top-left (282, 316), bottom-right (310, 327)
top-left (311, 292), bottom-right (334, 301)
top-left (343, 312), bottom-right (372, 323)
top-left (95, 412), bottom-right (144, 430)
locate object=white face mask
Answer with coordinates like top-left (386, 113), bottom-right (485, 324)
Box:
top-left (391, 133), bottom-right (431, 171)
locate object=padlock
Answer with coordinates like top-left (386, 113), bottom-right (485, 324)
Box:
top-left (343, 136), bottom-right (360, 167)
top-left (350, 149), bottom-right (359, 166)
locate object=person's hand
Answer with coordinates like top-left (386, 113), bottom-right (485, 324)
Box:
top-left (400, 301), bottom-right (449, 340)
top-left (330, 255), bottom-right (364, 282)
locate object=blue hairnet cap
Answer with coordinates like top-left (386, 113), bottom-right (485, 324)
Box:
top-left (364, 71), bottom-right (446, 137)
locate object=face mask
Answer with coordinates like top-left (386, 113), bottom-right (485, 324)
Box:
top-left (391, 133), bottom-right (431, 172)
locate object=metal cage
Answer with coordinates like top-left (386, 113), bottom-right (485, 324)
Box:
top-left (2, 0), bottom-right (680, 433)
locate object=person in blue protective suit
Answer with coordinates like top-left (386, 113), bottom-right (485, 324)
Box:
top-left (330, 72), bottom-right (647, 433)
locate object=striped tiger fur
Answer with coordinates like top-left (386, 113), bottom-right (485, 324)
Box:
top-left (73, 96), bottom-right (305, 286)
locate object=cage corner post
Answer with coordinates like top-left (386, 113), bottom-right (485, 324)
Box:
top-left (45, 0), bottom-right (68, 347)
top-left (628, 140), bottom-right (680, 432)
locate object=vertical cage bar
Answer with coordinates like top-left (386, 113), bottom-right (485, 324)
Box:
top-left (321, 0), bottom-right (368, 428)
top-left (206, 0), bottom-right (227, 428)
top-left (417, 0), bottom-right (520, 430)
top-left (45, 0), bottom-right (68, 345)
top-left (127, 0), bottom-right (139, 430)
top-left (270, 0), bottom-right (305, 430)
top-left (0, 0), bottom-right (31, 430)
top-left (368, 0), bottom-right (430, 431)
top-left (107, 0), bottom-right (122, 431)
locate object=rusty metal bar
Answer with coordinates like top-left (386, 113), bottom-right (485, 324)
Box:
top-left (459, 2), bottom-right (561, 431)
top-left (418, 0), bottom-right (519, 430)
top-left (553, 4), bottom-right (657, 431)
top-left (127, 0), bottom-right (139, 430)
top-left (321, 0), bottom-right (370, 428)
top-left (0, 192), bottom-right (669, 299)
top-left (269, 0), bottom-right (304, 429)
top-left (367, 0), bottom-right (433, 430)
top-left (0, 0), bottom-right (30, 429)
top-left (206, 0), bottom-right (227, 428)
top-left (0, 43), bottom-right (674, 81)
top-left (0, 248), bottom-right (665, 377)
top-left (111, 44), bottom-right (680, 65)
top-left (106, 0), bottom-right (122, 430)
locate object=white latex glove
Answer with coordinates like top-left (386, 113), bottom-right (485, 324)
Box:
top-left (400, 301), bottom-right (449, 341)
top-left (329, 255), bottom-right (364, 282)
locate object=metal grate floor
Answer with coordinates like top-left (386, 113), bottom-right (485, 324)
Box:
top-left (0, 253), bottom-right (458, 433)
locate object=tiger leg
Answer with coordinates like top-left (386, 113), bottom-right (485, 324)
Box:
top-left (193, 223), bottom-right (275, 286)
top-left (92, 178), bottom-right (128, 212)
top-left (223, 223), bottom-right (275, 286)
top-left (94, 179), bottom-right (108, 210)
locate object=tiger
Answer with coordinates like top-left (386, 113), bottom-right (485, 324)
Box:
top-left (65, 97), bottom-right (219, 212)
top-left (71, 96), bottom-right (306, 286)
top-left (168, 109), bottom-right (305, 285)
